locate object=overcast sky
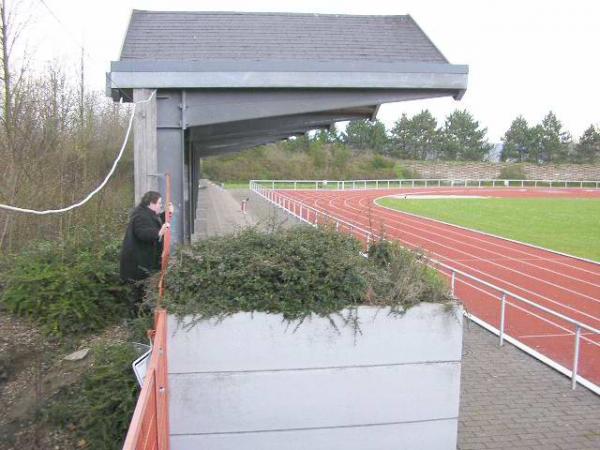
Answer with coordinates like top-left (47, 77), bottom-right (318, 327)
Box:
top-left (19, 0), bottom-right (600, 142)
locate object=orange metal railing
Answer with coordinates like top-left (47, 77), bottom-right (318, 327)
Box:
top-left (122, 174), bottom-right (172, 450)
top-left (122, 310), bottom-right (169, 450)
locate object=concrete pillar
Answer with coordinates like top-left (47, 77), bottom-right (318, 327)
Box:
top-left (133, 89), bottom-right (158, 204)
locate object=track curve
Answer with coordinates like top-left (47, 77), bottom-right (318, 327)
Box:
top-left (278, 187), bottom-right (600, 388)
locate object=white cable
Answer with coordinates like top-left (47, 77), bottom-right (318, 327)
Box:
top-left (0, 90), bottom-right (156, 215)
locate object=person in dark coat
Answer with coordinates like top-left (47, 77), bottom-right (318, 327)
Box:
top-left (120, 191), bottom-right (173, 308)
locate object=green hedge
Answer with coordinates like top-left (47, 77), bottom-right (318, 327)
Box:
top-left (154, 226), bottom-right (450, 321)
top-left (0, 232), bottom-right (131, 336)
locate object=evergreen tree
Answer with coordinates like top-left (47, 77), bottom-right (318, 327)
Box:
top-left (575, 125), bottom-right (600, 163)
top-left (389, 110), bottom-right (440, 160)
top-left (439, 110), bottom-right (492, 161)
top-left (343, 119), bottom-right (388, 152)
top-left (501, 116), bottom-right (530, 162)
top-left (539, 111), bottom-right (571, 162)
top-left (389, 113), bottom-right (411, 158)
top-left (311, 125), bottom-right (340, 145)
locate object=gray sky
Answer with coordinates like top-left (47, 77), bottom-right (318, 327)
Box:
top-left (20, 0), bottom-right (600, 142)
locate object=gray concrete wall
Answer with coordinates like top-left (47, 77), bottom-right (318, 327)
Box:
top-left (167, 303), bottom-right (463, 450)
top-left (399, 160), bottom-right (600, 181)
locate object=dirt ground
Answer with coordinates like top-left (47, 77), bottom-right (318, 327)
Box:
top-left (0, 310), bottom-right (130, 450)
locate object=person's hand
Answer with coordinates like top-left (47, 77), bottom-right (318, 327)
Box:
top-left (158, 222), bottom-right (170, 239)
top-left (166, 202), bottom-right (174, 219)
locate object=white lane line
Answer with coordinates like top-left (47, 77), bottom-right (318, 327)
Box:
top-left (518, 332), bottom-right (599, 339)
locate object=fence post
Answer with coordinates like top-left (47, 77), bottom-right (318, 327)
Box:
top-left (376, 180), bottom-right (379, 189)
top-left (387, 180), bottom-right (390, 189)
top-left (499, 293), bottom-right (507, 346)
top-left (272, 181), bottom-right (275, 189)
top-left (572, 326), bottom-right (581, 389)
top-left (451, 271), bottom-right (456, 297)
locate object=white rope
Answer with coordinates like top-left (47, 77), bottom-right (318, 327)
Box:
top-left (0, 90), bottom-right (156, 215)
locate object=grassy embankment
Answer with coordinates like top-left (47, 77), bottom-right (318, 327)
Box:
top-left (377, 198), bottom-right (600, 262)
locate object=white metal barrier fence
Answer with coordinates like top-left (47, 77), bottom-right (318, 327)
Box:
top-left (251, 183), bottom-right (600, 394)
top-left (250, 178), bottom-right (600, 191)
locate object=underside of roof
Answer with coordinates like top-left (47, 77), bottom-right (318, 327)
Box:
top-left (107, 10), bottom-right (468, 154)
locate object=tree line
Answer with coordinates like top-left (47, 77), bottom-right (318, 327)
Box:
top-left (301, 110), bottom-right (599, 164)
top-left (0, 0), bottom-right (132, 253)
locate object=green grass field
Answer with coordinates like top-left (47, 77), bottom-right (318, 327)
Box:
top-left (376, 197), bottom-right (600, 262)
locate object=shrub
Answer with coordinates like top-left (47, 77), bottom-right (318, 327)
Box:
top-left (45, 343), bottom-right (139, 450)
top-left (394, 163), bottom-right (420, 179)
top-left (371, 154), bottom-right (395, 170)
top-left (0, 230), bottom-right (131, 336)
top-left (497, 164), bottom-right (527, 180)
top-left (152, 226), bottom-right (451, 322)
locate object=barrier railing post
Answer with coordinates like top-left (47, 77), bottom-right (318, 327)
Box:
top-left (451, 271), bottom-right (456, 297)
top-left (499, 293), bottom-right (507, 346)
top-left (572, 326), bottom-right (581, 389)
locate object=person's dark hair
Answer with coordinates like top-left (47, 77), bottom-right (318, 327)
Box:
top-left (139, 191), bottom-right (161, 207)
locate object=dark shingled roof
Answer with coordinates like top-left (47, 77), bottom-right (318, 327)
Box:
top-left (120, 10), bottom-right (448, 64)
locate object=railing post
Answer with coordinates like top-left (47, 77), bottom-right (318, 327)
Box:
top-left (387, 180), bottom-right (390, 189)
top-left (294, 181), bottom-right (297, 190)
top-left (572, 326), bottom-right (581, 389)
top-left (451, 271), bottom-right (456, 297)
top-left (499, 293), bottom-right (507, 346)
top-left (272, 181), bottom-right (275, 189)
top-left (376, 180), bottom-right (379, 189)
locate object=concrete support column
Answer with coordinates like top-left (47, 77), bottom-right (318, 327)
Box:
top-left (133, 89), bottom-right (158, 204)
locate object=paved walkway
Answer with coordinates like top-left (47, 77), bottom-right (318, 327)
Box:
top-left (195, 186), bottom-right (600, 450)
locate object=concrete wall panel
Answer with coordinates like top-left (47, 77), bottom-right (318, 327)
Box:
top-left (168, 304), bottom-right (463, 373)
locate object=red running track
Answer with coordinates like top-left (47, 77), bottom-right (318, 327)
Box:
top-left (277, 187), bottom-right (600, 389)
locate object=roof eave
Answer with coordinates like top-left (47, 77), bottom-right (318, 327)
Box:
top-left (106, 69), bottom-right (468, 102)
